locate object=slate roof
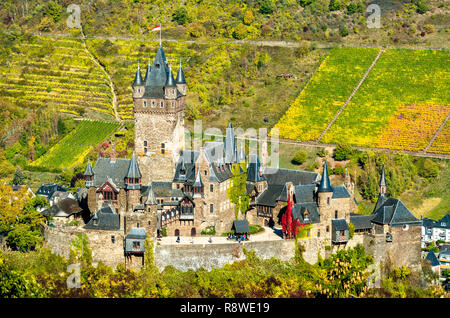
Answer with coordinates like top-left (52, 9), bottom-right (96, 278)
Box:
top-left (152, 181), bottom-right (175, 197)
top-left (126, 153), bottom-right (142, 179)
top-left (173, 150), bottom-right (198, 183)
top-left (435, 214), bottom-right (450, 229)
top-left (426, 250), bottom-right (440, 267)
top-left (277, 183), bottom-right (316, 203)
top-left (371, 198), bottom-right (420, 226)
top-left (332, 185), bottom-right (351, 199)
top-left (41, 198), bottom-right (82, 218)
top-left (126, 227), bottom-right (147, 240)
top-left (245, 182), bottom-right (255, 195)
top-left (332, 218), bottom-right (349, 231)
top-left (379, 163), bottom-right (386, 186)
top-left (144, 186), bottom-right (157, 205)
top-left (209, 163), bottom-right (234, 183)
top-left (176, 61), bottom-right (186, 84)
top-left (422, 217), bottom-right (436, 228)
top-left (256, 185), bottom-right (284, 207)
top-left (350, 214), bottom-right (374, 230)
top-left (165, 67), bottom-right (176, 87)
top-left (84, 161), bottom-right (94, 176)
top-left (292, 203), bottom-right (320, 224)
top-left (36, 183), bottom-right (67, 199)
top-left (92, 158), bottom-right (133, 188)
top-left (263, 167), bottom-right (319, 186)
top-left (372, 193), bottom-right (387, 214)
top-left (247, 154), bottom-right (266, 182)
top-left (233, 220), bottom-right (250, 233)
top-left (132, 64), bottom-right (143, 86)
top-left (84, 204), bottom-right (120, 230)
top-left (318, 161), bottom-right (333, 193)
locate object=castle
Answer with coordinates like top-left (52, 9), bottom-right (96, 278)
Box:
top-left (43, 45), bottom-right (422, 271)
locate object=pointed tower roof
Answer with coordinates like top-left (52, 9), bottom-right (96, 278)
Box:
top-left (146, 46), bottom-right (170, 87)
top-left (318, 161), bottom-right (333, 193)
top-left (145, 186), bottom-right (157, 205)
top-left (379, 163), bottom-right (386, 187)
top-left (165, 66), bottom-right (176, 87)
top-left (176, 59), bottom-right (186, 84)
top-left (126, 153), bottom-right (142, 179)
top-left (247, 154), bottom-right (266, 182)
top-left (132, 64), bottom-right (143, 86)
top-left (84, 161), bottom-right (94, 176)
top-left (239, 145), bottom-right (245, 162)
top-left (193, 169), bottom-right (204, 187)
top-left (144, 59), bottom-right (151, 84)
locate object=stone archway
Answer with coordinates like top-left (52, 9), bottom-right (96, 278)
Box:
top-left (191, 227), bottom-right (196, 237)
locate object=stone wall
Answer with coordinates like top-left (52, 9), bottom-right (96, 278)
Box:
top-left (43, 225), bottom-right (125, 268)
top-left (154, 239), bottom-right (296, 271)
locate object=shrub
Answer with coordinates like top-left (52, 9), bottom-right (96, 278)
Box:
top-left (243, 10), bottom-right (254, 25)
top-left (333, 165), bottom-right (345, 176)
top-left (259, 0), bottom-right (275, 14)
top-left (340, 24), bottom-right (349, 37)
top-left (316, 148), bottom-right (328, 157)
top-left (329, 0), bottom-right (342, 11)
top-left (232, 24), bottom-right (247, 40)
top-left (334, 144), bottom-right (352, 161)
top-left (298, 0), bottom-right (314, 7)
top-left (292, 150), bottom-right (308, 165)
top-left (413, 0), bottom-right (430, 14)
top-left (172, 7), bottom-right (189, 25)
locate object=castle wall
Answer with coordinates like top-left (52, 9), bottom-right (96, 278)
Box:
top-left (43, 225), bottom-right (125, 269)
top-left (154, 240), bottom-right (296, 271)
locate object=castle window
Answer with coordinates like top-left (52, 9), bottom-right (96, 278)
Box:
top-left (152, 101), bottom-right (155, 107)
top-left (111, 235), bottom-right (115, 244)
top-left (210, 204), bottom-right (214, 213)
top-left (317, 229), bottom-right (320, 237)
top-left (326, 226), bottom-right (329, 233)
top-left (177, 184), bottom-right (180, 189)
top-left (137, 222), bottom-right (140, 228)
top-left (327, 197), bottom-right (330, 205)
top-left (143, 100), bottom-right (147, 107)
top-left (144, 147), bottom-right (147, 153)
top-left (155, 63), bottom-right (160, 69)
top-left (161, 143), bottom-right (165, 154)
top-left (144, 141), bottom-right (147, 147)
top-left (138, 88), bottom-right (141, 93)
top-left (210, 184), bottom-right (214, 192)
top-left (160, 101), bottom-right (164, 108)
top-left (133, 241), bottom-right (140, 251)
top-left (204, 170), bottom-right (207, 176)
top-left (335, 210), bottom-right (338, 219)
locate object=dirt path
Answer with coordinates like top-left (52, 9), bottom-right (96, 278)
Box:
top-left (424, 111), bottom-right (450, 152)
top-left (79, 27), bottom-right (121, 122)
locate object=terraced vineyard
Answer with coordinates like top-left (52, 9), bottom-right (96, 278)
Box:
top-left (31, 121), bottom-right (121, 170)
top-left (275, 48), bottom-right (450, 155)
top-left (272, 47), bottom-right (380, 141)
top-left (0, 36), bottom-right (115, 118)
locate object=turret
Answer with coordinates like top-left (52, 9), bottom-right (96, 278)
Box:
top-left (84, 161), bottom-right (94, 188)
top-left (164, 67), bottom-right (177, 100)
top-left (317, 161), bottom-right (333, 208)
top-left (176, 60), bottom-right (187, 96)
top-left (379, 163), bottom-right (387, 195)
top-left (125, 153), bottom-right (142, 190)
top-left (132, 64), bottom-right (144, 98)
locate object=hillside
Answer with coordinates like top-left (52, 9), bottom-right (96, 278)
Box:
top-left (274, 47), bottom-right (450, 155)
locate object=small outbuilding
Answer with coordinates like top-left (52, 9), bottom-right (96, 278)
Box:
top-left (232, 220), bottom-right (250, 235)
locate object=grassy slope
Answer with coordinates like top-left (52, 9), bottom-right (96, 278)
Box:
top-left (323, 49), bottom-right (450, 150)
top-left (31, 121), bottom-right (121, 169)
top-left (0, 36), bottom-right (114, 118)
top-left (273, 47), bottom-right (380, 140)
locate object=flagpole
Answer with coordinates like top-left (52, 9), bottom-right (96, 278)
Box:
top-left (160, 24), bottom-right (162, 46)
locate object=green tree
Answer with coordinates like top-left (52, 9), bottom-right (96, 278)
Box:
top-left (12, 167), bottom-right (25, 185)
top-left (259, 0), bottom-right (275, 14)
top-left (43, 1), bottom-right (63, 23)
top-left (172, 7), bottom-right (189, 25)
top-left (329, 0), bottom-right (342, 11)
top-left (334, 144), bottom-right (352, 160)
top-left (292, 150), bottom-right (308, 165)
top-left (340, 24), bottom-right (349, 37)
top-left (298, 0), bottom-right (314, 7)
top-left (413, 0), bottom-right (429, 14)
top-left (419, 159), bottom-right (439, 180)
top-left (228, 163), bottom-right (251, 219)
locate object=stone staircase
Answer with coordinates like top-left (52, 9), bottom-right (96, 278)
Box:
top-left (316, 48), bottom-right (384, 142)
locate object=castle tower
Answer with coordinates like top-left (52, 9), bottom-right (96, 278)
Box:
top-left (132, 45), bottom-right (186, 183)
top-left (317, 160), bottom-right (333, 210)
top-left (125, 153), bottom-right (142, 212)
top-left (372, 163), bottom-right (387, 214)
